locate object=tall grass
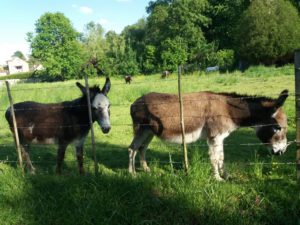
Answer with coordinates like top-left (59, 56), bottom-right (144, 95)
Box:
top-left (0, 67), bottom-right (299, 225)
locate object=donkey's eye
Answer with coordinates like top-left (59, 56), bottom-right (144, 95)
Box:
top-left (273, 127), bottom-right (281, 133)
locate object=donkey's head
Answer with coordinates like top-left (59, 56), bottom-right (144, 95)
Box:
top-left (76, 77), bottom-right (111, 133)
top-left (255, 90), bottom-right (289, 155)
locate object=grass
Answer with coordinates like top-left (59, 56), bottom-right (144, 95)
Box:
top-left (0, 66), bottom-right (299, 225)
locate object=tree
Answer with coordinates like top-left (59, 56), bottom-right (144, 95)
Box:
top-left (234, 0), bottom-right (300, 65)
top-left (204, 0), bottom-right (250, 49)
top-left (142, 45), bottom-right (157, 73)
top-left (161, 37), bottom-right (187, 71)
top-left (145, 0), bottom-right (211, 70)
top-left (118, 46), bottom-right (140, 75)
top-left (81, 22), bottom-right (106, 76)
top-left (290, 0), bottom-right (300, 12)
top-left (12, 51), bottom-right (26, 60)
top-left (27, 12), bottom-right (84, 80)
top-left (122, 19), bottom-right (146, 57)
top-left (146, 0), bottom-right (174, 14)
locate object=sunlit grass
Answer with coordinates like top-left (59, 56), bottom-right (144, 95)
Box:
top-left (0, 66), bottom-right (299, 225)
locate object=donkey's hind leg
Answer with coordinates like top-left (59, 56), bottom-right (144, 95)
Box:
top-left (128, 129), bottom-right (153, 174)
top-left (21, 144), bottom-right (36, 174)
top-left (138, 133), bottom-right (154, 172)
top-left (56, 143), bottom-right (68, 174)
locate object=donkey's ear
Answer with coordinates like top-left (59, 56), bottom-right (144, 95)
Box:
top-left (102, 77), bottom-right (111, 95)
top-left (76, 82), bottom-right (86, 95)
top-left (275, 89), bottom-right (289, 108)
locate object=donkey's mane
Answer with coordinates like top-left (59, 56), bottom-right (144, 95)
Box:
top-left (217, 91), bottom-right (275, 102)
top-left (79, 85), bottom-right (101, 97)
top-left (89, 85), bottom-right (101, 94)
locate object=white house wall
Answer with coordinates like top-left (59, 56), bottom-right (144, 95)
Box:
top-left (7, 57), bottom-right (29, 74)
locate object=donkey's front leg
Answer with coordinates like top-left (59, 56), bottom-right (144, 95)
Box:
top-left (21, 144), bottom-right (36, 175)
top-left (128, 148), bottom-right (137, 174)
top-left (75, 138), bottom-right (86, 175)
top-left (56, 143), bottom-right (67, 174)
top-left (207, 137), bottom-right (225, 181)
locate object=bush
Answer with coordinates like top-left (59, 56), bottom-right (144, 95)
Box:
top-left (0, 72), bottom-right (34, 80)
top-left (243, 64), bottom-right (293, 77)
top-left (234, 0), bottom-right (300, 65)
top-left (216, 49), bottom-right (235, 72)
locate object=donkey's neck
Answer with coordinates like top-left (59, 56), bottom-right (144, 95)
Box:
top-left (63, 97), bottom-right (93, 123)
top-left (231, 98), bottom-right (275, 127)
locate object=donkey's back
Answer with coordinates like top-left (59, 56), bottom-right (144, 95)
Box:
top-left (130, 92), bottom-right (235, 142)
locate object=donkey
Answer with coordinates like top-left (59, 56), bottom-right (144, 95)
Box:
top-left (5, 78), bottom-right (111, 174)
top-left (128, 90), bottom-right (289, 181)
top-left (161, 70), bottom-right (170, 78)
top-left (125, 75), bottom-right (133, 84)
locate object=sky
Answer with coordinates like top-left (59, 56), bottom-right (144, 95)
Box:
top-left (0, 0), bottom-right (151, 65)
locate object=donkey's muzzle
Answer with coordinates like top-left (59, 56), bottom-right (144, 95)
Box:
top-left (272, 150), bottom-right (283, 156)
top-left (101, 127), bottom-right (111, 134)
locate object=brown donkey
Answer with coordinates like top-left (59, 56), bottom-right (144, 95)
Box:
top-left (5, 78), bottom-right (111, 174)
top-left (128, 90), bottom-right (289, 181)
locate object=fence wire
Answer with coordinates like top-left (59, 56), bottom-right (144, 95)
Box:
top-left (0, 74), bottom-right (297, 171)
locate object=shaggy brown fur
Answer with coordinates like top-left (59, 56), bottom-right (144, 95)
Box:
top-left (128, 90), bottom-right (289, 180)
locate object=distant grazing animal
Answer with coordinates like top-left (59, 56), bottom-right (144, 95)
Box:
top-left (125, 75), bottom-right (132, 84)
top-left (161, 70), bottom-right (170, 78)
top-left (128, 90), bottom-right (289, 181)
top-left (5, 78), bottom-right (111, 174)
top-left (206, 66), bottom-right (219, 73)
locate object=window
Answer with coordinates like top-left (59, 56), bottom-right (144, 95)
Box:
top-left (15, 66), bottom-right (23, 71)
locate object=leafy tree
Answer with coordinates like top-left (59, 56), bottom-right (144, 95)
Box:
top-left (27, 12), bottom-right (84, 80)
top-left (142, 45), bottom-right (157, 73)
top-left (166, 0), bottom-right (210, 62)
top-left (12, 51), bottom-right (26, 60)
top-left (122, 19), bottom-right (146, 58)
top-left (118, 46), bottom-right (140, 75)
top-left (145, 0), bottom-right (211, 70)
top-left (81, 22), bottom-right (106, 76)
top-left (204, 0), bottom-right (250, 49)
top-left (161, 37), bottom-right (187, 71)
top-left (290, 0), bottom-right (300, 12)
top-left (216, 49), bottom-right (235, 72)
top-left (234, 0), bottom-right (300, 65)
top-left (145, 4), bottom-right (169, 48)
top-left (146, 0), bottom-right (174, 14)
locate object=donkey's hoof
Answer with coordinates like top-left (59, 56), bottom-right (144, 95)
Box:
top-left (222, 172), bottom-right (232, 180)
top-left (143, 166), bottom-right (151, 173)
top-left (214, 175), bottom-right (225, 182)
top-left (128, 169), bottom-right (136, 176)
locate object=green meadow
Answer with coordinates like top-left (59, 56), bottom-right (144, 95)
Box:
top-left (0, 66), bottom-right (299, 225)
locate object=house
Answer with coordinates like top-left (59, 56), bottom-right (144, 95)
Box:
top-left (6, 57), bottom-right (29, 75)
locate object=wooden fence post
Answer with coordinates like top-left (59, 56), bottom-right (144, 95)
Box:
top-left (5, 81), bottom-right (24, 173)
top-left (178, 65), bottom-right (189, 174)
top-left (295, 50), bottom-right (300, 182)
top-left (84, 76), bottom-right (98, 175)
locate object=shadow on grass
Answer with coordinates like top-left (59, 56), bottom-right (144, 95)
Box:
top-left (1, 166), bottom-right (299, 225)
top-left (0, 128), bottom-right (298, 225)
top-left (0, 128), bottom-right (296, 175)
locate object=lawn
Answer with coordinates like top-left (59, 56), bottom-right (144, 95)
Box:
top-left (0, 66), bottom-right (299, 225)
